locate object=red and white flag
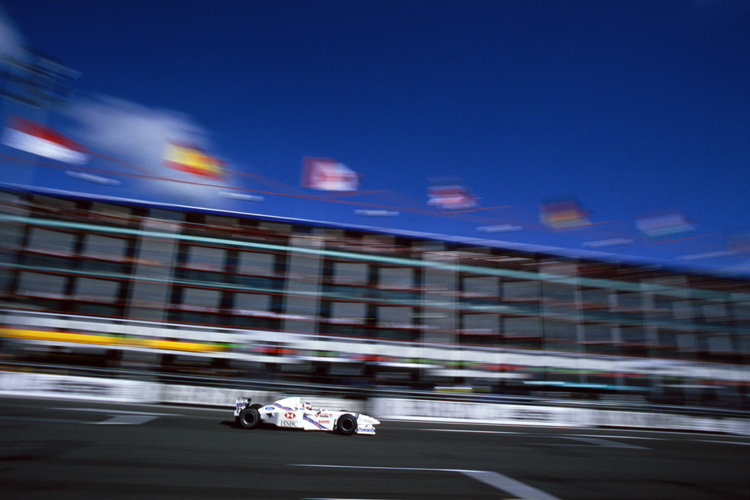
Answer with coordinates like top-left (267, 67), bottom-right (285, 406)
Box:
top-left (302, 157), bottom-right (360, 191)
top-left (427, 179), bottom-right (478, 210)
top-left (2, 116), bottom-right (90, 165)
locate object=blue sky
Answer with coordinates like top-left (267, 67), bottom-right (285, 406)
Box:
top-left (0, 0), bottom-right (748, 276)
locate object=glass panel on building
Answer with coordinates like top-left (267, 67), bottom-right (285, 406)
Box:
top-left (463, 276), bottom-right (498, 297)
top-left (83, 234), bottom-right (127, 259)
top-left (185, 246), bottom-right (225, 271)
top-left (234, 293), bottom-right (271, 314)
top-left (462, 313), bottom-right (499, 336)
top-left (702, 300), bottom-right (726, 319)
top-left (377, 306), bottom-right (411, 328)
top-left (379, 267), bottom-right (413, 289)
top-left (331, 301), bottom-right (366, 324)
top-left (580, 288), bottom-right (610, 309)
top-left (544, 319), bottom-right (579, 352)
top-left (181, 288), bottom-right (220, 310)
top-left (238, 252), bottom-right (274, 276)
top-left (503, 317), bottom-right (541, 337)
top-left (334, 262), bottom-right (367, 284)
top-left (707, 334), bottom-right (731, 355)
top-left (503, 280), bottom-right (539, 302)
top-left (620, 326), bottom-right (649, 356)
top-left (17, 272), bottom-right (66, 297)
top-left (27, 228), bottom-right (76, 255)
top-left (75, 278), bottom-right (120, 302)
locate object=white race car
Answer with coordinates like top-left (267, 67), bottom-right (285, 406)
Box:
top-left (234, 396), bottom-right (379, 436)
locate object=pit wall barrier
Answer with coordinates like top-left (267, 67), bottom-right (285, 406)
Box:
top-left (1, 371), bottom-right (747, 436)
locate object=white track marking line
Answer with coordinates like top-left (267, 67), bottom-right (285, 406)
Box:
top-left (559, 436), bottom-right (649, 450)
top-left (568, 434), bottom-right (662, 441)
top-left (421, 428), bottom-right (520, 435)
top-left (291, 464), bottom-right (563, 500)
top-left (53, 407), bottom-right (176, 416)
top-left (694, 439), bottom-right (750, 446)
top-left (0, 416), bottom-right (88, 424)
top-left (92, 415), bottom-right (159, 425)
top-left (462, 470), bottom-right (563, 500)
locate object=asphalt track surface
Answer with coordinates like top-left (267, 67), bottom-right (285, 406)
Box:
top-left (1, 397), bottom-right (748, 500)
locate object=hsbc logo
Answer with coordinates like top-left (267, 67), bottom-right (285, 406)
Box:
top-left (285, 412), bottom-right (296, 419)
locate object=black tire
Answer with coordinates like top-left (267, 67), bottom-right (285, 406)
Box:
top-left (249, 403), bottom-right (263, 410)
top-left (238, 407), bottom-right (260, 429)
top-left (336, 413), bottom-right (357, 435)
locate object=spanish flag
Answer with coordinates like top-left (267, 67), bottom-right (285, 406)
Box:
top-left (164, 142), bottom-right (225, 180)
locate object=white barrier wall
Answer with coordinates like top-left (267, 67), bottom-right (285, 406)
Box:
top-left (1, 372), bottom-right (746, 436)
top-left (370, 398), bottom-right (750, 436)
top-left (0, 372), bottom-right (160, 403)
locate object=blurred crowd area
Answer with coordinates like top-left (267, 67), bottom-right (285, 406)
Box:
top-left (0, 188), bottom-right (748, 410)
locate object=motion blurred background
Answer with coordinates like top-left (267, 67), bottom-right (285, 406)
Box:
top-left (0, 1), bottom-right (748, 418)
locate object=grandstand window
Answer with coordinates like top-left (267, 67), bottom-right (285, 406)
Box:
top-left (707, 334), bottom-right (731, 355)
top-left (424, 268), bottom-right (455, 292)
top-left (82, 234), bottom-right (127, 259)
top-left (502, 280), bottom-right (540, 302)
top-left (582, 323), bottom-right (617, 355)
top-left (27, 228), bottom-right (76, 255)
top-left (677, 332), bottom-right (697, 357)
top-left (90, 202), bottom-right (132, 220)
top-left (619, 326), bottom-right (649, 357)
top-left (617, 292), bottom-right (643, 311)
top-left (377, 306), bottom-right (411, 329)
top-left (334, 262), bottom-right (367, 284)
top-left (130, 281), bottom-right (169, 307)
top-left (379, 267), bottom-right (413, 289)
top-left (234, 293), bottom-right (271, 314)
top-left (181, 287), bottom-right (220, 309)
top-left (672, 299), bottom-right (693, 319)
top-left (17, 271), bottom-right (67, 298)
top-left (331, 301), bottom-right (366, 324)
top-left (701, 300), bottom-right (726, 318)
top-left (21, 253), bottom-right (75, 270)
top-left (582, 323), bottom-right (613, 342)
top-left (463, 276), bottom-right (499, 297)
top-left (238, 251), bottom-right (275, 276)
top-left (75, 278), bottom-right (121, 302)
top-left (580, 288), bottom-right (611, 309)
top-left (503, 317), bottom-right (541, 337)
top-left (461, 313), bottom-right (499, 346)
top-left (185, 246), bottom-right (225, 271)
top-left (543, 319), bottom-right (579, 352)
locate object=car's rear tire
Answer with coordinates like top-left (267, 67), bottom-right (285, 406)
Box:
top-left (337, 414), bottom-right (357, 435)
top-left (238, 407), bottom-right (260, 429)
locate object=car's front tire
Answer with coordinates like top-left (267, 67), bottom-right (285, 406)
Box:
top-left (336, 414), bottom-right (357, 435)
top-left (238, 407), bottom-right (260, 429)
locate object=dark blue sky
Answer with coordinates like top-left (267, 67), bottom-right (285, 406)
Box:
top-left (0, 0), bottom-right (748, 275)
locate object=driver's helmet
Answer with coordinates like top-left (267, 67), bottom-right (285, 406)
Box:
top-left (303, 402), bottom-right (312, 411)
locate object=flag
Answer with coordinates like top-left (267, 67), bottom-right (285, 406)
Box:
top-left (427, 178), bottom-right (478, 210)
top-left (540, 198), bottom-right (590, 229)
top-left (302, 157), bottom-right (360, 191)
top-left (636, 211), bottom-right (694, 237)
top-left (2, 116), bottom-right (89, 165)
top-left (164, 142), bottom-right (225, 180)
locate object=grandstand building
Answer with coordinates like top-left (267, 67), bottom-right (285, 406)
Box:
top-left (0, 187), bottom-right (748, 408)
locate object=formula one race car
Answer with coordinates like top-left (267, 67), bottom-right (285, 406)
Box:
top-left (234, 396), bottom-right (380, 436)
